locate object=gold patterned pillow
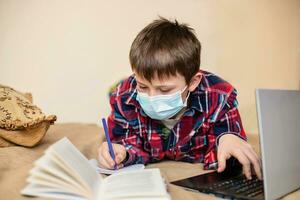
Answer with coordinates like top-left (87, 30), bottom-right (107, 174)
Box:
top-left (0, 84), bottom-right (56, 147)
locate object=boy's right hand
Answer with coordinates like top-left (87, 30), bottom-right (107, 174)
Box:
top-left (97, 142), bottom-right (127, 169)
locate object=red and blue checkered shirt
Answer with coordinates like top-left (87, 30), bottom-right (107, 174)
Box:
top-left (107, 70), bottom-right (246, 170)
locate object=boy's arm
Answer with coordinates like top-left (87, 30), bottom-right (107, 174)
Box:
top-left (107, 96), bottom-right (151, 167)
top-left (204, 89), bottom-right (246, 170)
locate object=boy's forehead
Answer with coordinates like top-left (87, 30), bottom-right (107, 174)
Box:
top-left (134, 71), bottom-right (185, 86)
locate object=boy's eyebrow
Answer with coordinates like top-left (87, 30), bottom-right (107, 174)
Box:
top-left (155, 85), bottom-right (176, 89)
top-left (136, 80), bottom-right (177, 88)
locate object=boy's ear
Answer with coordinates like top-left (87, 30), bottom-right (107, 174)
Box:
top-left (188, 72), bottom-right (202, 92)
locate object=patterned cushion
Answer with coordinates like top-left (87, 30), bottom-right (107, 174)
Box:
top-left (0, 84), bottom-right (56, 147)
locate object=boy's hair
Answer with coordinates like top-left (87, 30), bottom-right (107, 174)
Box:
top-left (129, 17), bottom-right (201, 83)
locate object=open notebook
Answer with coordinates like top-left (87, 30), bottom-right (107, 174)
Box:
top-left (21, 137), bottom-right (170, 200)
top-left (88, 159), bottom-right (145, 175)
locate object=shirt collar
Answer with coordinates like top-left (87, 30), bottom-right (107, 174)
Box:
top-left (124, 76), bottom-right (141, 108)
top-left (125, 88), bottom-right (140, 107)
top-left (187, 86), bottom-right (205, 113)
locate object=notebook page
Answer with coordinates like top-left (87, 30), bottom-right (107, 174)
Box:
top-left (89, 159), bottom-right (145, 174)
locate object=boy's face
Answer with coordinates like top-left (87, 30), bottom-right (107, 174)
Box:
top-left (134, 71), bottom-right (202, 101)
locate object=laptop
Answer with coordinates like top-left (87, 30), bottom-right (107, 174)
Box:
top-left (171, 89), bottom-right (300, 200)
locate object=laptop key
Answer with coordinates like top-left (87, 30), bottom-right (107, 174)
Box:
top-left (206, 176), bottom-right (264, 198)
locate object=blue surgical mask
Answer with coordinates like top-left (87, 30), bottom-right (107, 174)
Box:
top-left (136, 86), bottom-right (190, 120)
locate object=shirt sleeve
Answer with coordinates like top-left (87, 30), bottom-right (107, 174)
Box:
top-left (107, 94), bottom-right (151, 167)
top-left (203, 89), bottom-right (246, 170)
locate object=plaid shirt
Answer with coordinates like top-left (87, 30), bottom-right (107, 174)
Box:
top-left (107, 70), bottom-right (246, 170)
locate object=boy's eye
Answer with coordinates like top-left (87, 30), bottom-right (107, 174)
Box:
top-left (138, 85), bottom-right (148, 90)
top-left (160, 89), bottom-right (172, 93)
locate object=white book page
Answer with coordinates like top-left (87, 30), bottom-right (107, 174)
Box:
top-left (22, 152), bottom-right (88, 198)
top-left (102, 169), bottom-right (168, 199)
top-left (33, 153), bottom-right (87, 194)
top-left (48, 152), bottom-right (93, 193)
top-left (89, 159), bottom-right (145, 175)
top-left (21, 183), bottom-right (86, 200)
top-left (47, 137), bottom-right (103, 198)
top-left (27, 167), bottom-right (86, 196)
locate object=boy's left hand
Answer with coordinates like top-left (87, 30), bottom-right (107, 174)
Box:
top-left (217, 134), bottom-right (262, 180)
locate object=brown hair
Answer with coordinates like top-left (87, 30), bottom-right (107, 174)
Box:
top-left (129, 17), bottom-right (201, 83)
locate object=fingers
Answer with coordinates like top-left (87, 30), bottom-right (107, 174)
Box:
top-left (103, 142), bottom-right (117, 166)
top-left (98, 156), bottom-right (124, 169)
top-left (231, 149), bottom-right (252, 180)
top-left (115, 153), bottom-right (125, 164)
top-left (218, 134), bottom-right (263, 180)
top-left (217, 151), bottom-right (229, 173)
top-left (98, 153), bottom-right (124, 170)
top-left (117, 163), bottom-right (124, 169)
top-left (242, 146), bottom-right (263, 180)
top-left (220, 147), bottom-right (263, 180)
top-left (114, 145), bottom-right (126, 164)
top-left (97, 142), bottom-right (115, 169)
top-left (98, 154), bottom-right (113, 169)
top-left (102, 148), bottom-right (116, 168)
top-left (97, 142), bottom-right (126, 169)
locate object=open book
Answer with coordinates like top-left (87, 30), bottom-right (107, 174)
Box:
top-left (21, 137), bottom-right (170, 200)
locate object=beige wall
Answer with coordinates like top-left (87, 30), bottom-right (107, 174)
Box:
top-left (0, 0), bottom-right (299, 134)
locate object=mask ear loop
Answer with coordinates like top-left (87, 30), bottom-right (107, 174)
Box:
top-left (181, 86), bottom-right (191, 106)
top-left (184, 91), bottom-right (191, 106)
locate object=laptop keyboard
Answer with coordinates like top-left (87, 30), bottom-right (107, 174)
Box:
top-left (207, 176), bottom-right (264, 198)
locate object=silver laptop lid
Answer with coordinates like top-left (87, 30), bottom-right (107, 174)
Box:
top-left (256, 89), bottom-right (300, 200)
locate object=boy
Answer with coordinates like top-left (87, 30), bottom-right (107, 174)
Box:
top-left (98, 17), bottom-right (262, 180)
